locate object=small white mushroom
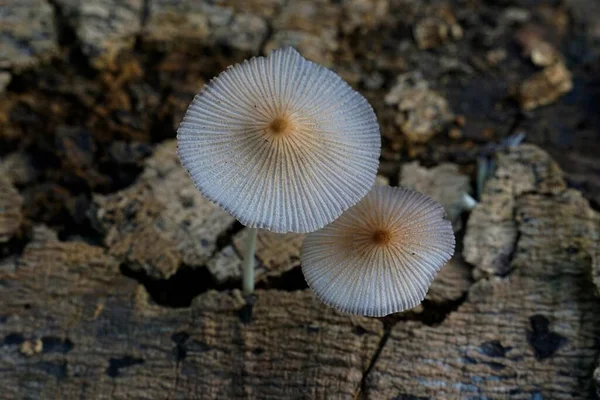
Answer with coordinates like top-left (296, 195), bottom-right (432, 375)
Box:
top-left (301, 185), bottom-right (455, 317)
top-left (177, 47), bottom-right (381, 234)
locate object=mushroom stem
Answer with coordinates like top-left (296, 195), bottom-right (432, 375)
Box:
top-left (461, 192), bottom-right (478, 210)
top-left (242, 227), bottom-right (258, 296)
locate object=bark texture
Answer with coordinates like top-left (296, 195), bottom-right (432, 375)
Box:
top-left (0, 233), bottom-right (383, 399)
top-left (365, 145), bottom-right (600, 399)
top-left (0, 176), bottom-right (23, 243)
top-left (207, 228), bottom-right (305, 286)
top-left (54, 0), bottom-right (143, 68)
top-left (463, 145), bottom-right (566, 279)
top-left (0, 0), bottom-right (58, 70)
top-left (3, 145), bottom-right (598, 399)
top-left (2, 0), bottom-right (600, 397)
top-left (400, 161), bottom-right (472, 231)
top-left (426, 257), bottom-right (472, 304)
top-left (90, 141), bottom-right (236, 279)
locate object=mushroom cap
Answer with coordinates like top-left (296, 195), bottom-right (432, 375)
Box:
top-left (301, 185), bottom-right (455, 317)
top-left (177, 47), bottom-right (380, 233)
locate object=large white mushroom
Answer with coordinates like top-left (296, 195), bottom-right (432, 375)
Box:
top-left (177, 47), bottom-right (381, 294)
top-left (301, 185), bottom-right (455, 317)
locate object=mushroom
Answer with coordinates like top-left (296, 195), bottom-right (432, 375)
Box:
top-left (301, 185), bottom-right (455, 317)
top-left (177, 47), bottom-right (381, 295)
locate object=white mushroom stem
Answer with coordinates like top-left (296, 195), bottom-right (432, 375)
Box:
top-left (461, 192), bottom-right (478, 210)
top-left (242, 227), bottom-right (258, 296)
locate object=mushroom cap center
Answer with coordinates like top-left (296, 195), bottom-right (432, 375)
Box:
top-left (371, 229), bottom-right (392, 245)
top-left (268, 116), bottom-right (290, 135)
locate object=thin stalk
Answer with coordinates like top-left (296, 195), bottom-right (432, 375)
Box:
top-left (461, 192), bottom-right (478, 210)
top-left (242, 227), bottom-right (258, 296)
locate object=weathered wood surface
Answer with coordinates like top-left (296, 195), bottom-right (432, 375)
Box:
top-left (0, 233), bottom-right (383, 399)
top-left (365, 145), bottom-right (600, 399)
top-left (2, 145), bottom-right (599, 399)
top-left (0, 176), bottom-right (23, 244)
top-left (54, 0), bottom-right (143, 68)
top-left (89, 140), bottom-right (467, 297)
top-left (0, 0), bottom-right (58, 70)
top-left (464, 145), bottom-right (567, 279)
top-left (90, 141), bottom-right (236, 279)
top-left (208, 229), bottom-right (304, 285)
top-left (426, 257), bottom-right (472, 304)
top-left (400, 161), bottom-right (471, 231)
top-left (2, 0), bottom-right (600, 398)
top-left (592, 214), bottom-right (600, 397)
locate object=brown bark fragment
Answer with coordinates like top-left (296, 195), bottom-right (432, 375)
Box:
top-left (593, 243), bottom-right (600, 296)
top-left (412, 3), bottom-right (463, 51)
top-left (236, 230), bottom-right (303, 278)
top-left (400, 161), bottom-right (472, 231)
top-left (341, 0), bottom-right (389, 35)
top-left (0, 153), bottom-right (37, 186)
top-left (367, 145), bottom-right (600, 399)
top-left (0, 72), bottom-right (11, 94)
top-left (0, 176), bottom-right (23, 243)
top-left (413, 16), bottom-right (462, 50)
top-left (206, 245), bottom-right (242, 284)
top-left (272, 0), bottom-right (339, 40)
top-left (19, 338), bottom-right (43, 357)
top-left (264, 30), bottom-right (336, 66)
top-left (518, 61), bottom-right (573, 110)
top-left (426, 257), bottom-right (473, 304)
top-left (264, 0), bottom-right (340, 65)
top-left (219, 0), bottom-right (285, 19)
top-left (385, 72), bottom-right (454, 144)
top-left (0, 255), bottom-right (17, 274)
top-left (596, 365), bottom-right (600, 399)
top-left (591, 199), bottom-right (600, 396)
top-left (90, 140), bottom-right (236, 279)
top-left (0, 238), bottom-right (383, 399)
top-left (145, 0), bottom-right (268, 53)
top-left (0, 0), bottom-right (58, 69)
top-left (464, 144), bottom-right (566, 279)
top-left (54, 0), bottom-right (143, 68)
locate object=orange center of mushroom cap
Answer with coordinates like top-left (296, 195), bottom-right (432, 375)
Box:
top-left (268, 116), bottom-right (290, 135)
top-left (371, 229), bottom-right (392, 245)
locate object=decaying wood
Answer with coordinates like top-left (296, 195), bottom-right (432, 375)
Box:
top-left (596, 368), bottom-right (600, 400)
top-left (0, 0), bottom-right (58, 70)
top-left (0, 233), bottom-right (383, 399)
top-left (207, 227), bottom-right (305, 285)
top-left (0, 72), bottom-right (10, 93)
top-left (208, 229), bottom-right (304, 285)
top-left (55, 0), bottom-right (143, 68)
top-left (4, 144), bottom-right (597, 399)
top-left (384, 71), bottom-right (454, 144)
top-left (90, 140), bottom-right (236, 279)
top-left (592, 215), bottom-right (600, 396)
top-left (341, 0), bottom-right (388, 35)
top-left (464, 145), bottom-right (567, 279)
top-left (400, 161), bottom-right (472, 231)
top-left (0, 176), bottom-right (23, 243)
top-left (518, 61), bottom-right (573, 111)
top-left (0, 153), bottom-right (37, 187)
top-left (145, 0), bottom-right (269, 54)
top-left (366, 145), bottom-right (600, 399)
top-left (426, 256), bottom-right (473, 304)
top-left (232, 230), bottom-right (304, 278)
top-left (2, 0), bottom-right (600, 395)
top-left (209, 227), bottom-right (473, 302)
top-left (264, 0), bottom-right (339, 66)
top-left (594, 244), bottom-right (600, 297)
